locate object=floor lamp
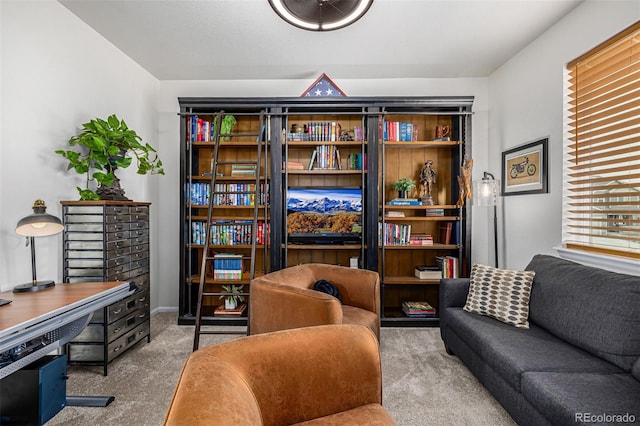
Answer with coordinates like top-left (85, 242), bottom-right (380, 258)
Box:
top-left (473, 172), bottom-right (499, 267)
top-left (14, 200), bottom-right (64, 293)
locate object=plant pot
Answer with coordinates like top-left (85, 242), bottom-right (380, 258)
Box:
top-left (224, 298), bottom-right (237, 310)
top-left (96, 173), bottom-right (129, 201)
top-left (398, 190), bottom-right (408, 199)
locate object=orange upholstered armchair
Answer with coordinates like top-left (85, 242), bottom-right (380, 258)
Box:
top-left (164, 325), bottom-right (396, 426)
top-left (249, 263), bottom-right (381, 339)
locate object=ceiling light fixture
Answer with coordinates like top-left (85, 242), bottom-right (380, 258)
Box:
top-left (268, 0), bottom-right (373, 32)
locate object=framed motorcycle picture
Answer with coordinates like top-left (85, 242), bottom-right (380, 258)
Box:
top-left (501, 137), bottom-right (548, 196)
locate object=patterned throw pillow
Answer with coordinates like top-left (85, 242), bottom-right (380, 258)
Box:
top-left (463, 263), bottom-right (535, 329)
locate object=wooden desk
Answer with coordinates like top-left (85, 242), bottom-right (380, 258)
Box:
top-left (0, 281), bottom-right (134, 379)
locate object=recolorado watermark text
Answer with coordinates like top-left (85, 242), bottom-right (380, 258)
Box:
top-left (575, 413), bottom-right (636, 423)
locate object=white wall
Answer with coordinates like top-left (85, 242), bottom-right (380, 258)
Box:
top-left (0, 1), bottom-right (160, 305)
top-left (488, 0), bottom-right (639, 270)
top-left (156, 79), bottom-right (490, 309)
top-left (8, 0), bottom-right (635, 311)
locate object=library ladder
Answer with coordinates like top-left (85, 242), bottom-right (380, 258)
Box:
top-left (193, 111), bottom-right (266, 351)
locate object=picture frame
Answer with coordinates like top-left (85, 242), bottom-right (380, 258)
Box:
top-left (501, 137), bottom-right (548, 196)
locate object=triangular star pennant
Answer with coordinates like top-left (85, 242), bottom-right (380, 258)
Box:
top-left (301, 73), bottom-right (347, 97)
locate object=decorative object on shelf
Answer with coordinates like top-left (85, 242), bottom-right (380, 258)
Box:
top-left (501, 138), bottom-right (548, 196)
top-left (392, 177), bottom-right (416, 199)
top-left (56, 114), bottom-right (164, 201)
top-left (268, 0), bottom-right (373, 32)
top-left (14, 200), bottom-right (64, 293)
top-left (220, 284), bottom-right (245, 310)
top-left (473, 172), bottom-right (500, 267)
top-left (456, 158), bottom-right (474, 207)
top-left (215, 114), bottom-right (237, 141)
top-left (433, 125), bottom-right (450, 141)
top-left (301, 73), bottom-right (347, 97)
top-left (419, 160), bottom-right (437, 205)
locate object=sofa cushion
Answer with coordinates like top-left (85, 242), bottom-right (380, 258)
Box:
top-left (521, 371), bottom-right (640, 425)
top-left (526, 254), bottom-right (640, 372)
top-left (463, 263), bottom-right (535, 329)
top-left (444, 308), bottom-right (623, 391)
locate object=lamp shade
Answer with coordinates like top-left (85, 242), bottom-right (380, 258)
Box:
top-left (268, 0), bottom-right (373, 31)
top-left (16, 200), bottom-right (63, 237)
top-left (473, 173), bottom-right (499, 207)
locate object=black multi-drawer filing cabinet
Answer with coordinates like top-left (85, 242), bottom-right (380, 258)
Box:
top-left (61, 201), bottom-right (151, 375)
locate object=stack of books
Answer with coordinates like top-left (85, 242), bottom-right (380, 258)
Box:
top-left (409, 234), bottom-right (433, 246)
top-left (389, 198), bottom-right (421, 206)
top-left (283, 161), bottom-right (304, 170)
top-left (214, 303), bottom-right (247, 317)
top-left (402, 301), bottom-right (437, 317)
top-left (213, 253), bottom-right (243, 280)
top-left (385, 210), bottom-right (405, 218)
top-left (425, 208), bottom-right (445, 216)
top-left (231, 164), bottom-right (257, 176)
top-left (414, 265), bottom-right (441, 279)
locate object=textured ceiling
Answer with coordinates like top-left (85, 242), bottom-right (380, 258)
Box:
top-left (59, 0), bottom-right (583, 80)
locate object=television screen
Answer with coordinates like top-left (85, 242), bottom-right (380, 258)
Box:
top-left (286, 187), bottom-right (362, 243)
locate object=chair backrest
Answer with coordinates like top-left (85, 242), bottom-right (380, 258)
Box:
top-left (165, 324), bottom-right (382, 426)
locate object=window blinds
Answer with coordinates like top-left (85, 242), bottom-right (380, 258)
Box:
top-left (565, 21), bottom-right (640, 258)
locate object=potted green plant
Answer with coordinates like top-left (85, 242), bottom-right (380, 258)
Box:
top-left (392, 177), bottom-right (416, 198)
top-left (56, 114), bottom-right (164, 201)
top-left (220, 284), bottom-right (245, 310)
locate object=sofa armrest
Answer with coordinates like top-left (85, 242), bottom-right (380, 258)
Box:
top-left (249, 279), bottom-right (343, 335)
top-left (439, 278), bottom-right (470, 310)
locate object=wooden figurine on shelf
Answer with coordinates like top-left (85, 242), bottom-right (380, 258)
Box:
top-left (456, 158), bottom-right (474, 207)
top-left (433, 125), bottom-right (450, 141)
top-left (419, 160), bottom-right (437, 205)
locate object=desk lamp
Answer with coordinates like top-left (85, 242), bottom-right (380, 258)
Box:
top-left (473, 172), bottom-right (500, 267)
top-left (14, 200), bottom-right (64, 293)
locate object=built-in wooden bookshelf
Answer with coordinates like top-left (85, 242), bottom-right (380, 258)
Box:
top-left (178, 97), bottom-right (472, 326)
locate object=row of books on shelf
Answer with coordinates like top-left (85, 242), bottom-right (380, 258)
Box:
top-left (402, 301), bottom-right (436, 318)
top-left (185, 182), bottom-right (269, 206)
top-left (436, 256), bottom-right (459, 278)
top-left (413, 257), bottom-right (459, 280)
top-left (379, 224), bottom-right (434, 246)
top-left (187, 115), bottom-right (215, 142)
top-left (382, 121), bottom-right (419, 142)
top-left (213, 253), bottom-right (243, 280)
top-left (191, 220), bottom-right (269, 245)
top-left (347, 152), bottom-right (366, 170)
top-left (186, 115), bottom-right (241, 143)
top-left (287, 121), bottom-right (342, 142)
top-left (379, 221), bottom-right (454, 246)
top-left (310, 145), bottom-right (341, 169)
top-left (385, 208), bottom-right (445, 217)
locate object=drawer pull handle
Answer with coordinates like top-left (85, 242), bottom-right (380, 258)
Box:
top-left (113, 327), bottom-right (121, 334)
top-left (113, 345), bottom-right (123, 353)
top-left (113, 307), bottom-right (123, 314)
top-left (138, 313), bottom-right (146, 319)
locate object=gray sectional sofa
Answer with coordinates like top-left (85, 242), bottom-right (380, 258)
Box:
top-left (440, 254), bottom-right (640, 425)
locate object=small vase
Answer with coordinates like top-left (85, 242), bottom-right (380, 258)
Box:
top-left (225, 298), bottom-right (237, 310)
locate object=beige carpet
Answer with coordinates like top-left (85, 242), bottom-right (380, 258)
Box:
top-left (47, 312), bottom-right (516, 425)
